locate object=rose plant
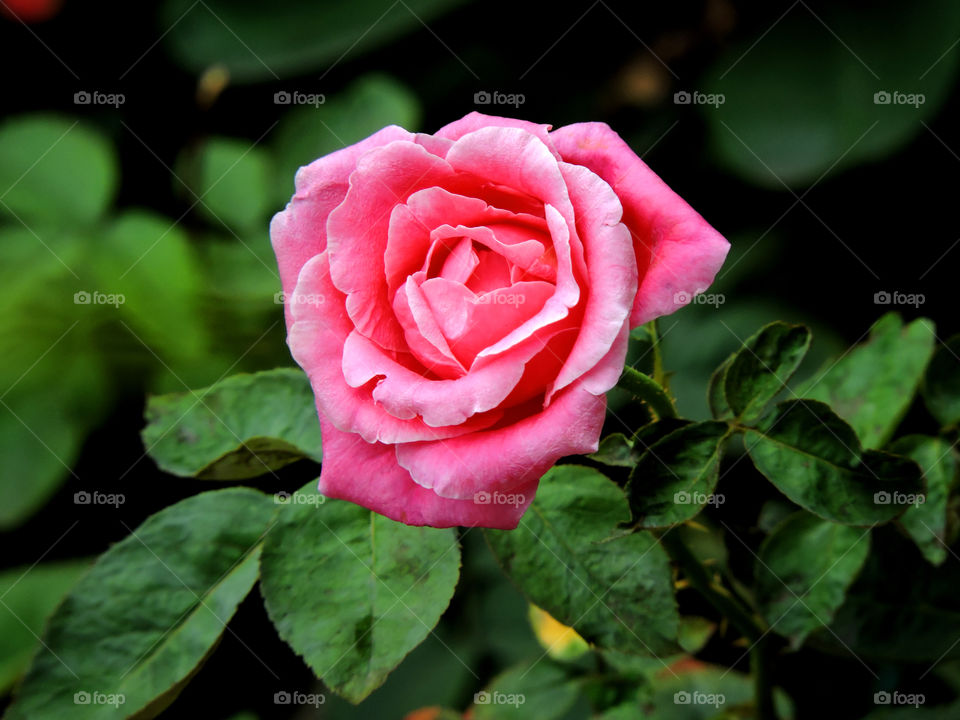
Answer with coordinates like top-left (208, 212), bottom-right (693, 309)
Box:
top-left (5, 115), bottom-right (954, 720)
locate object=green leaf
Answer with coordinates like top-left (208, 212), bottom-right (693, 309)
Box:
top-left (588, 433), bottom-right (638, 468)
top-left (6, 488), bottom-right (275, 719)
top-left (723, 322), bottom-right (811, 423)
top-left (797, 314), bottom-right (936, 449)
top-left (745, 399), bottom-right (924, 525)
top-left (485, 465), bottom-right (680, 657)
top-left (755, 512), bottom-right (871, 645)
top-left (162, 0), bottom-right (468, 82)
top-left (677, 616), bottom-right (717, 655)
top-left (637, 663), bottom-right (794, 720)
top-left (142, 368), bottom-right (322, 479)
top-left (0, 114), bottom-right (118, 225)
top-left (259, 482), bottom-right (461, 703)
top-left (703, 0), bottom-right (960, 187)
top-left (0, 560), bottom-right (91, 694)
top-left (889, 435), bottom-right (957, 566)
top-left (0, 354), bottom-right (108, 530)
top-left (707, 352), bottom-right (734, 420)
top-left (187, 138), bottom-right (275, 232)
top-left (922, 333), bottom-right (960, 428)
top-left (627, 421), bottom-right (729, 528)
top-left (473, 660), bottom-right (579, 720)
top-left (93, 210), bottom-right (209, 364)
top-left (273, 74), bottom-right (421, 204)
top-left (822, 530), bottom-right (960, 663)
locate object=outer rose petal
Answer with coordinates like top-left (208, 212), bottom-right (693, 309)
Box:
top-left (326, 140), bottom-right (460, 352)
top-left (270, 125), bottom-right (413, 324)
top-left (395, 380), bottom-right (608, 500)
top-left (318, 418), bottom-right (537, 529)
top-left (550, 122), bottom-right (730, 327)
top-left (436, 111), bottom-right (561, 160)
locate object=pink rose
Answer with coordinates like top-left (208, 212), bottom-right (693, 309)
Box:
top-left (271, 112), bottom-right (728, 529)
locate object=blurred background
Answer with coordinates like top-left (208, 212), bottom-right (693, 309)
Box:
top-left (1, 0), bottom-right (958, 717)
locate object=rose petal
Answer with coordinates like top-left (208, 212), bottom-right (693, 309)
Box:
top-left (318, 418), bottom-right (536, 528)
top-left (436, 111), bottom-right (561, 160)
top-left (327, 140), bottom-right (460, 351)
top-left (547, 162), bottom-right (636, 402)
top-left (395, 380), bottom-right (607, 499)
top-left (270, 125), bottom-right (413, 324)
top-left (289, 253), bottom-right (500, 442)
top-left (550, 121), bottom-right (730, 327)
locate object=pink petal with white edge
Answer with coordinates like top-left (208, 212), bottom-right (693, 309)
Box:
top-left (339, 321), bottom-right (563, 428)
top-left (395, 380), bottom-right (608, 500)
top-left (547, 162), bottom-right (636, 402)
top-left (550, 121), bottom-right (729, 327)
top-left (436, 111), bottom-right (561, 160)
top-left (326, 140), bottom-right (461, 352)
top-left (318, 418), bottom-right (537, 529)
top-left (270, 125), bottom-right (413, 325)
top-left (289, 253), bottom-right (500, 443)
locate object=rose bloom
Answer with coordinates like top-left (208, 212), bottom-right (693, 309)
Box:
top-left (271, 113), bottom-right (728, 529)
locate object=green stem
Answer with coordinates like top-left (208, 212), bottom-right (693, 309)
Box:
top-left (618, 366), bottom-right (677, 420)
top-left (659, 531), bottom-right (776, 720)
top-left (649, 319), bottom-right (665, 387)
